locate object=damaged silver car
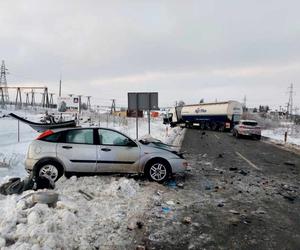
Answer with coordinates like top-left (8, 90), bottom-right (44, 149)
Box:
top-left (25, 127), bottom-right (188, 183)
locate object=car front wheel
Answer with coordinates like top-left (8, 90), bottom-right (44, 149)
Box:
top-left (145, 160), bottom-right (171, 183)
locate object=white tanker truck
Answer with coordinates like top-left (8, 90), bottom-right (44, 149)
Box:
top-left (163, 101), bottom-right (243, 131)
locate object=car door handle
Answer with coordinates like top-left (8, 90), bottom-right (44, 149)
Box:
top-left (101, 148), bottom-right (111, 152)
top-left (62, 146), bottom-right (73, 149)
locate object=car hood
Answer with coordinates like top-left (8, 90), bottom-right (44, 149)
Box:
top-left (138, 136), bottom-right (178, 150)
top-left (137, 136), bottom-right (184, 158)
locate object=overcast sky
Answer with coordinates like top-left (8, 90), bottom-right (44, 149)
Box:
top-left (0, 0), bottom-right (299, 110)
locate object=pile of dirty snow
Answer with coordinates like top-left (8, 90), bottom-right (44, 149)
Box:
top-left (0, 176), bottom-right (161, 249)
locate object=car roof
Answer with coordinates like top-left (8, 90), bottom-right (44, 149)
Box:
top-left (51, 126), bottom-right (112, 132)
top-left (240, 120), bottom-right (258, 123)
top-left (49, 127), bottom-right (136, 141)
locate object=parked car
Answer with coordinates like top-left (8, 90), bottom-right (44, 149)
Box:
top-left (25, 127), bottom-right (188, 183)
top-left (232, 120), bottom-right (261, 140)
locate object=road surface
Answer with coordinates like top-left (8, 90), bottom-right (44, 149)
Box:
top-left (143, 129), bottom-right (300, 250)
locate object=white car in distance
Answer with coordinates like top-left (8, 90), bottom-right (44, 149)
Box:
top-left (232, 120), bottom-right (261, 140)
top-left (25, 127), bottom-right (188, 183)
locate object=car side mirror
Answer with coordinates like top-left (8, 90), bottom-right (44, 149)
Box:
top-left (124, 138), bottom-right (137, 147)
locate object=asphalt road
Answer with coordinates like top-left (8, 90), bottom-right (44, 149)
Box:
top-left (143, 129), bottom-right (300, 250)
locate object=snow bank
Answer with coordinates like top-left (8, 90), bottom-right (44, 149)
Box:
top-left (0, 176), bottom-right (160, 249)
top-left (262, 124), bottom-right (300, 146)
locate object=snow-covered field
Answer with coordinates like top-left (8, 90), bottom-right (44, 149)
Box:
top-left (262, 122), bottom-right (300, 146)
top-left (0, 111), bottom-right (185, 249)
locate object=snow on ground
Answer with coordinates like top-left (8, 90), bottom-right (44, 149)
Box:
top-left (262, 123), bottom-right (300, 146)
top-left (0, 110), bottom-right (185, 249)
top-left (0, 176), bottom-right (164, 249)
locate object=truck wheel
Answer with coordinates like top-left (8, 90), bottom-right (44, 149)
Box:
top-left (200, 122), bottom-right (205, 130)
top-left (205, 122), bottom-right (210, 130)
top-left (219, 124), bottom-right (225, 132)
top-left (211, 123), bottom-right (218, 131)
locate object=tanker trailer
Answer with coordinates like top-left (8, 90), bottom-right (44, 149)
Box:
top-left (180, 101), bottom-right (243, 131)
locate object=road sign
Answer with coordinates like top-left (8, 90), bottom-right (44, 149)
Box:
top-left (128, 92), bottom-right (159, 111)
top-left (128, 92), bottom-right (159, 139)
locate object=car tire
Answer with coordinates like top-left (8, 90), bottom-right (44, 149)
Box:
top-left (232, 130), bottom-right (236, 137)
top-left (256, 135), bottom-right (261, 140)
top-left (145, 159), bottom-right (171, 183)
top-left (64, 172), bottom-right (73, 179)
top-left (35, 160), bottom-right (63, 182)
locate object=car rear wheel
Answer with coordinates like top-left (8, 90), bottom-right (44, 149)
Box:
top-left (233, 130), bottom-right (236, 137)
top-left (36, 161), bottom-right (63, 182)
top-left (145, 160), bottom-right (171, 183)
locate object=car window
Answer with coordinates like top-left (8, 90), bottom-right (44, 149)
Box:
top-left (99, 129), bottom-right (131, 146)
top-left (242, 121), bottom-right (258, 126)
top-left (233, 115), bottom-right (241, 122)
top-left (42, 132), bottom-right (62, 142)
top-left (65, 129), bottom-right (94, 144)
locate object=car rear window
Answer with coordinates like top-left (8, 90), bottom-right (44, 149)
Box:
top-left (65, 129), bottom-right (94, 144)
top-left (42, 132), bottom-right (62, 142)
top-left (242, 121), bottom-right (258, 126)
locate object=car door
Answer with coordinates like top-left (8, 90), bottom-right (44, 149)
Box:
top-left (96, 128), bottom-right (140, 173)
top-left (57, 128), bottom-right (97, 173)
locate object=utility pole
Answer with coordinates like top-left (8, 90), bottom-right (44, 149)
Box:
top-left (25, 92), bottom-right (30, 107)
top-left (286, 83), bottom-right (294, 119)
top-left (41, 88), bottom-right (49, 108)
top-left (15, 87), bottom-right (22, 109)
top-left (110, 99), bottom-right (116, 114)
top-left (0, 60), bottom-right (9, 104)
top-left (86, 96), bottom-right (91, 111)
top-left (49, 93), bottom-right (55, 106)
top-left (59, 77), bottom-right (62, 97)
top-left (243, 95), bottom-right (247, 108)
top-left (31, 89), bottom-right (35, 107)
top-left (288, 83), bottom-right (294, 116)
top-left (78, 95), bottom-right (82, 114)
top-left (242, 95), bottom-right (247, 112)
